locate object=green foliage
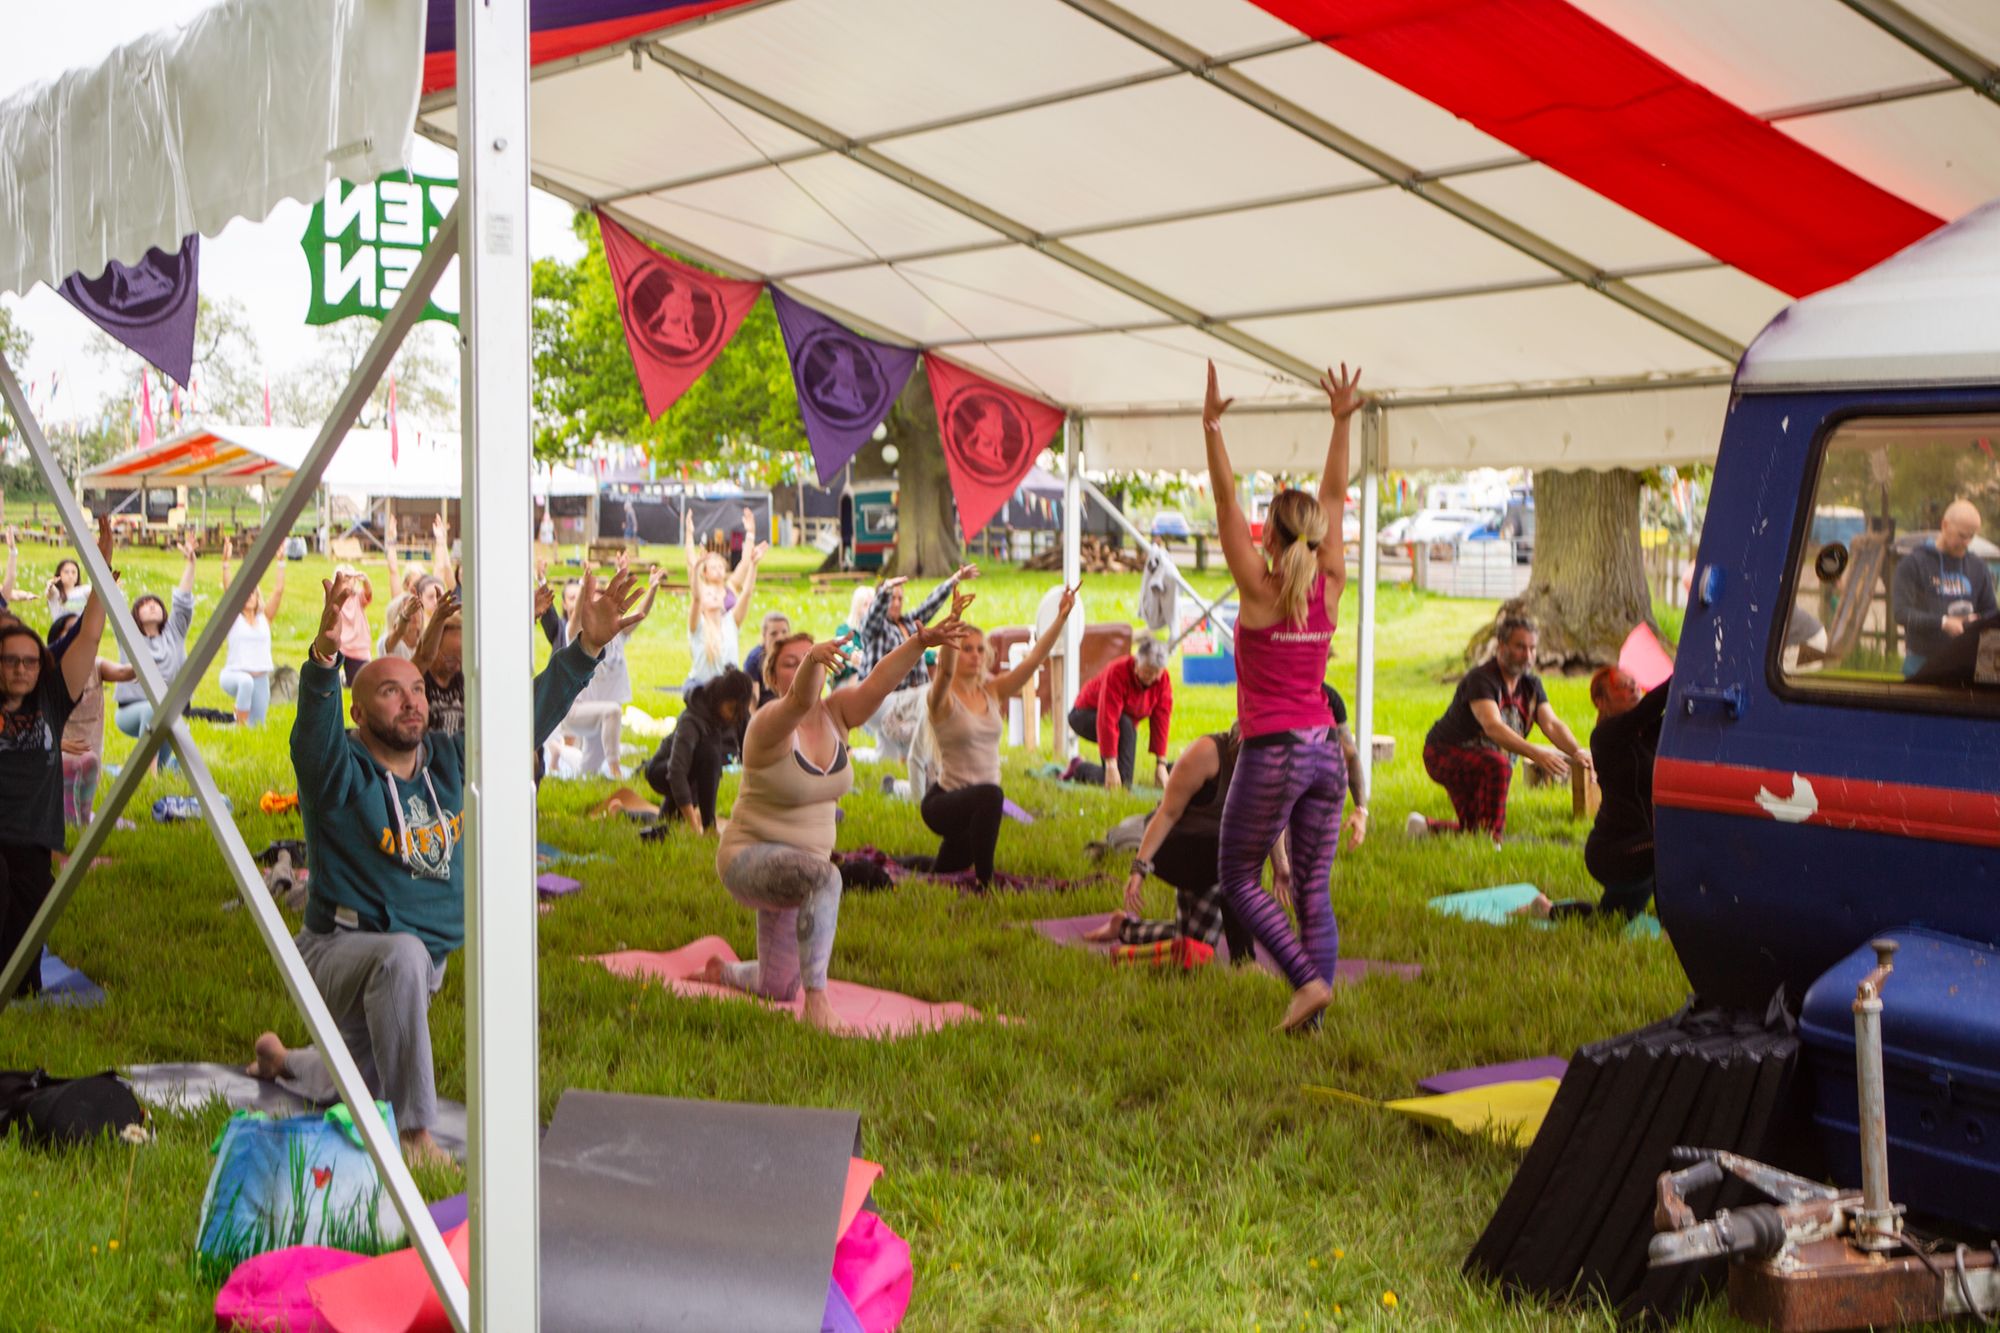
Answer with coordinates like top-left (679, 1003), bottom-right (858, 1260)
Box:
top-left (531, 213), bottom-right (805, 471)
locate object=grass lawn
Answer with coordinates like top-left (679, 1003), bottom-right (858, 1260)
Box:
top-left (0, 537), bottom-right (1732, 1330)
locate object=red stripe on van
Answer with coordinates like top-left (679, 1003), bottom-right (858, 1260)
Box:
top-left (1654, 757), bottom-right (2000, 849)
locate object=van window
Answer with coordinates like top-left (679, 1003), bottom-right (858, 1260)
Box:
top-left (1780, 415), bottom-right (2000, 708)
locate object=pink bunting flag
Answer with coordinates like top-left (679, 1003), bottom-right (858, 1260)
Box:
top-left (922, 354), bottom-right (1064, 541)
top-left (596, 209), bottom-right (762, 420)
top-left (138, 376), bottom-right (156, 449)
top-left (387, 374), bottom-right (401, 467)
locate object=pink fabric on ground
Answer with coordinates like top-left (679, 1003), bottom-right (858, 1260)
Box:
top-left (590, 938), bottom-right (991, 1039)
top-left (214, 1246), bottom-right (368, 1332)
top-left (833, 1212), bottom-right (913, 1333)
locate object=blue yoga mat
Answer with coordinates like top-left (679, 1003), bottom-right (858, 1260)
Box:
top-left (36, 950), bottom-right (105, 1007)
top-left (1428, 883), bottom-right (1546, 926)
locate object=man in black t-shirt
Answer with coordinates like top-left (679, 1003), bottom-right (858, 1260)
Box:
top-left (1409, 617), bottom-right (1590, 843)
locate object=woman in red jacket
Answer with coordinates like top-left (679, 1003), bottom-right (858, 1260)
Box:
top-left (1067, 632), bottom-right (1173, 790)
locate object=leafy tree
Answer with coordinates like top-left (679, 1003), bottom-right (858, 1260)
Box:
top-left (0, 305), bottom-right (29, 440)
top-left (271, 318), bottom-right (457, 432)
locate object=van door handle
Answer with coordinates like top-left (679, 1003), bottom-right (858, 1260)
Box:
top-left (1682, 684), bottom-right (1745, 719)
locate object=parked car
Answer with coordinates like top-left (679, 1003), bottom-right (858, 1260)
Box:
top-left (1467, 500), bottom-right (1536, 564)
top-left (1405, 508), bottom-right (1497, 550)
top-left (1149, 510), bottom-right (1192, 539)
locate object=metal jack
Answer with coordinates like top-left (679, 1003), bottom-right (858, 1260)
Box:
top-left (1647, 940), bottom-right (2000, 1330)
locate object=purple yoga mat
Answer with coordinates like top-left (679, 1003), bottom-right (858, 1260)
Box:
top-left (429, 1192), bottom-right (469, 1232)
top-left (1417, 1056), bottom-right (1569, 1096)
top-left (537, 872), bottom-right (582, 898)
top-left (1031, 914), bottom-right (1421, 983)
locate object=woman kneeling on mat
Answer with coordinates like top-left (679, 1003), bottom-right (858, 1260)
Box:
top-left (1083, 722), bottom-right (1279, 968)
top-left (922, 583), bottom-right (1078, 889)
top-left (1204, 359), bottom-right (1363, 1032)
top-left (703, 613), bottom-right (971, 1032)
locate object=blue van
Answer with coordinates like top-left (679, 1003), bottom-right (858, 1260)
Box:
top-left (1654, 199), bottom-right (2000, 1226)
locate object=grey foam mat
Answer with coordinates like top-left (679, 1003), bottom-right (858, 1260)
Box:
top-left (122, 1062), bottom-right (467, 1159)
top-left (540, 1089), bottom-right (860, 1333)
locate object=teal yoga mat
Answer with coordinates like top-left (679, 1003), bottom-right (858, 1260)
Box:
top-left (1428, 883), bottom-right (1545, 925)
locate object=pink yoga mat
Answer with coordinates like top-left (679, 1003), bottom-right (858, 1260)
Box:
top-left (1031, 914), bottom-right (1421, 983)
top-left (1619, 623), bottom-right (1674, 692)
top-left (591, 938), bottom-right (990, 1039)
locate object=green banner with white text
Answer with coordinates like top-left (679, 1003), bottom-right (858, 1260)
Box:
top-left (301, 171), bottom-right (459, 327)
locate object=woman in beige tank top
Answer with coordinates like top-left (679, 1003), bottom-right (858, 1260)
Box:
top-left (703, 609), bottom-right (972, 1032)
top-left (919, 583), bottom-right (1078, 887)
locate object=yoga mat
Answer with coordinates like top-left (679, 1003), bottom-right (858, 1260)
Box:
top-left (1031, 914), bottom-right (1421, 983)
top-left (1001, 798), bottom-right (1034, 825)
top-left (540, 1089), bottom-right (860, 1333)
top-left (1419, 1057), bottom-right (1569, 1096)
top-left (1619, 623), bottom-right (1674, 692)
top-left (536, 842), bottom-right (604, 867)
top-left (839, 1159), bottom-right (882, 1239)
top-left (1427, 883), bottom-right (1548, 925)
top-left (35, 951), bottom-right (104, 1007)
top-left (123, 1062), bottom-right (469, 1160)
top-left (592, 938), bottom-right (991, 1039)
top-left (536, 872), bottom-right (582, 898)
top-left (1307, 1078), bottom-right (1561, 1148)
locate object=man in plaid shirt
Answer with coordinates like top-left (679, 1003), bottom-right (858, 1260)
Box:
top-left (853, 565), bottom-right (977, 760)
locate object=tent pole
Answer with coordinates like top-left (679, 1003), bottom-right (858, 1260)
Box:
top-left (457, 0), bottom-right (541, 1328)
top-left (1355, 404), bottom-right (1383, 805)
top-left (1060, 414), bottom-right (1082, 760)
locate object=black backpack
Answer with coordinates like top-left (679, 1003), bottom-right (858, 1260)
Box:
top-left (0, 1069), bottom-right (146, 1148)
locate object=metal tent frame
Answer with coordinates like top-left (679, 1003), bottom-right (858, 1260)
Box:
top-left (0, 4), bottom-right (536, 1326)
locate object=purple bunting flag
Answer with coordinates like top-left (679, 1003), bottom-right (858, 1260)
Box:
top-left (769, 287), bottom-right (918, 485)
top-left (59, 235), bottom-right (200, 389)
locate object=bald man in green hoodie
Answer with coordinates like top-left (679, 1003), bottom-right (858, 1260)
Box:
top-left (250, 564), bottom-right (646, 1165)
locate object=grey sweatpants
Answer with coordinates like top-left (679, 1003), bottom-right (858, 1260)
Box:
top-left (718, 843), bottom-right (843, 1000)
top-left (283, 928), bottom-right (448, 1132)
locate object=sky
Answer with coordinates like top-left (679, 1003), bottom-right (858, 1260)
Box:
top-left (0, 2), bottom-right (589, 427)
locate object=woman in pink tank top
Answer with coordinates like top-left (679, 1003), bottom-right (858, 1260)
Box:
top-left (1202, 359), bottom-right (1365, 1032)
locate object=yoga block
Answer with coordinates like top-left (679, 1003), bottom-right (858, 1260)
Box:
top-left (1182, 652), bottom-right (1236, 686)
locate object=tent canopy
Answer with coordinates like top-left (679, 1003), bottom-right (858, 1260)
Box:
top-left (4, 0), bottom-right (1999, 479)
top-left (82, 426), bottom-right (598, 499)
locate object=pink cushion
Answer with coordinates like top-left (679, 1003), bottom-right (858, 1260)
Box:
top-left (833, 1212), bottom-right (913, 1333)
top-left (215, 1246), bottom-right (367, 1332)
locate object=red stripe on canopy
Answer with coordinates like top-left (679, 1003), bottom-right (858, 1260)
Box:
top-left (1250, 0), bottom-right (1942, 296)
top-left (421, 1), bottom-right (757, 96)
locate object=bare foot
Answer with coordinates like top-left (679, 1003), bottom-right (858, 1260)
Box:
top-left (800, 989), bottom-right (849, 1036)
top-left (1276, 979), bottom-right (1334, 1035)
top-left (1081, 913), bottom-right (1128, 944)
top-left (698, 956), bottom-right (730, 987)
top-left (401, 1128), bottom-right (454, 1171)
top-left (1510, 893), bottom-right (1555, 921)
top-left (246, 1032), bottom-right (290, 1080)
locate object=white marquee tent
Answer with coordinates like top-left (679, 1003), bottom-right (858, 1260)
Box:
top-left (3, 0), bottom-right (1999, 1325)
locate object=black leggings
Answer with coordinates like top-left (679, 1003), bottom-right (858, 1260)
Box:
top-left (920, 783), bottom-right (1005, 886)
top-left (645, 742), bottom-right (724, 829)
top-left (0, 841), bottom-right (55, 999)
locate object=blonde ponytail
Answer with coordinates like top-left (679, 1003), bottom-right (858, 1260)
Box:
top-left (1267, 489), bottom-right (1328, 625)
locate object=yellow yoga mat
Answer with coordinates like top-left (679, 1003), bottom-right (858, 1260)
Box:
top-left (1303, 1078), bottom-right (1560, 1148)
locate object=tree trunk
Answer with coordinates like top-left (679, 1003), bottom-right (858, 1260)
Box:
top-left (1467, 469), bottom-right (1653, 672)
top-left (882, 365), bottom-right (961, 577)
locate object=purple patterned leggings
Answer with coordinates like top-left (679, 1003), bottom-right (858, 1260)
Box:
top-left (1217, 737), bottom-right (1346, 989)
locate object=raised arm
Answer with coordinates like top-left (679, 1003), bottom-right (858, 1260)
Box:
top-left (169, 534), bottom-right (198, 636)
top-left (729, 545), bottom-right (759, 627)
top-left (530, 568), bottom-right (644, 748)
top-left (175, 533), bottom-right (199, 597)
top-left (744, 638), bottom-right (847, 767)
top-left (1119, 736), bottom-right (1218, 916)
top-left (295, 570), bottom-right (367, 805)
top-left (59, 519), bottom-right (114, 702)
top-left (431, 510), bottom-right (452, 580)
top-left (991, 584), bottom-right (1078, 699)
top-left (1316, 363), bottom-right (1364, 587)
top-left (910, 565), bottom-right (972, 627)
top-left (1201, 363), bottom-right (1265, 596)
top-left (727, 507), bottom-right (765, 597)
top-left (412, 592), bottom-right (457, 676)
top-left (382, 512), bottom-right (403, 592)
top-left (265, 548), bottom-right (288, 624)
top-left (927, 586), bottom-right (979, 715)
top-left (834, 614), bottom-right (971, 732)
